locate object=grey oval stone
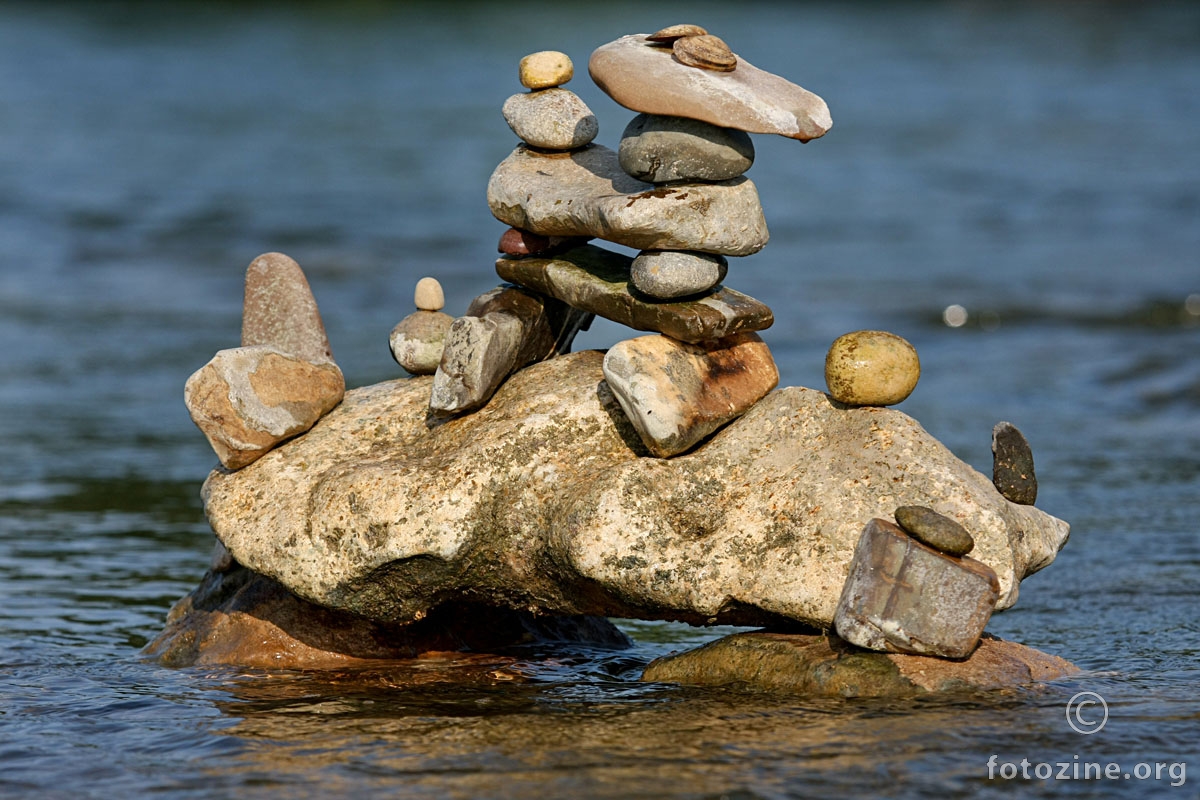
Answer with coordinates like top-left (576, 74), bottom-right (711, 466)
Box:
top-left (390, 310), bottom-right (454, 375)
top-left (894, 506), bottom-right (975, 557)
top-left (992, 421), bottom-right (1037, 505)
top-left (630, 250), bottom-right (728, 300)
top-left (502, 88), bottom-right (598, 150)
top-left (618, 113), bottom-right (754, 182)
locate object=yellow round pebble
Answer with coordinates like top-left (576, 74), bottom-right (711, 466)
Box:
top-left (414, 277), bottom-right (445, 312)
top-left (519, 50), bottom-right (574, 90)
top-left (824, 330), bottom-right (920, 406)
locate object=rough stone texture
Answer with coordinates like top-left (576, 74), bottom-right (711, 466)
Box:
top-left (993, 421), bottom-right (1038, 505)
top-left (825, 330), bottom-right (920, 407)
top-left (630, 250), bottom-right (728, 299)
top-left (589, 34), bottom-right (832, 142)
top-left (487, 144), bottom-right (768, 256)
top-left (502, 89), bottom-right (598, 150)
top-left (430, 286), bottom-right (590, 415)
top-left (641, 632), bottom-right (1078, 697)
top-left (619, 113), bottom-right (754, 183)
top-left (519, 50), bottom-right (573, 90)
top-left (390, 310), bottom-right (454, 375)
top-left (895, 505), bottom-right (975, 556)
top-left (202, 351), bottom-right (1069, 628)
top-left (602, 333), bottom-right (778, 457)
top-left (414, 277), bottom-right (445, 312)
top-left (144, 564), bottom-right (630, 669)
top-left (241, 252), bottom-right (334, 363)
top-left (834, 519), bottom-right (1000, 658)
top-left (184, 345), bottom-right (345, 469)
top-left (497, 245), bottom-right (772, 343)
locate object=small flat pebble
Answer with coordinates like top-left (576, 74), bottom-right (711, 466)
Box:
top-left (992, 421), bottom-right (1037, 504)
top-left (519, 50), bottom-right (574, 90)
top-left (390, 310), bottom-right (454, 375)
top-left (414, 277), bottom-right (444, 311)
top-left (502, 88), bottom-right (598, 150)
top-left (894, 505), bottom-right (975, 557)
top-left (619, 113), bottom-right (754, 182)
top-left (824, 330), bottom-right (920, 406)
top-left (631, 250), bottom-right (728, 299)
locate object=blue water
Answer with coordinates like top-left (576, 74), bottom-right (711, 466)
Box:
top-left (1, 2), bottom-right (1198, 797)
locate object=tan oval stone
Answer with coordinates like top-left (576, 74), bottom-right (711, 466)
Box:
top-left (673, 34), bottom-right (736, 72)
top-left (414, 276), bottom-right (445, 311)
top-left (646, 24), bottom-right (708, 43)
top-left (824, 330), bottom-right (920, 406)
top-left (519, 50), bottom-right (574, 90)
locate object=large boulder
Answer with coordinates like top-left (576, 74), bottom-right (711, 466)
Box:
top-left (201, 350), bottom-right (1069, 628)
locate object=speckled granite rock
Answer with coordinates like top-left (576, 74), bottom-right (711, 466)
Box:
top-left (487, 144), bottom-right (768, 256)
top-left (641, 632), bottom-right (1077, 696)
top-left (201, 351), bottom-right (1069, 628)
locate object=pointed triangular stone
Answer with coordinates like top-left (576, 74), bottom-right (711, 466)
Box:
top-left (241, 252), bottom-right (334, 363)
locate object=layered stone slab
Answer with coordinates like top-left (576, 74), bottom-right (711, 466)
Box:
top-left (589, 34), bottom-right (832, 142)
top-left (602, 333), bottom-right (778, 457)
top-left (496, 244), bottom-right (773, 344)
top-left (487, 144), bottom-right (769, 257)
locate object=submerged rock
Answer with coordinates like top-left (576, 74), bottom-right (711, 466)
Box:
top-left (202, 351), bottom-right (1069, 629)
top-left (145, 564), bottom-right (629, 669)
top-left (641, 632), bottom-right (1077, 696)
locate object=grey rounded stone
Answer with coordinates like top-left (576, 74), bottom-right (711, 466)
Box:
top-left (618, 113), bottom-right (754, 183)
top-left (894, 505), bottom-right (975, 557)
top-left (390, 310), bottom-right (454, 375)
top-left (502, 89), bottom-right (598, 150)
top-left (992, 421), bottom-right (1037, 505)
top-left (630, 250), bottom-right (728, 300)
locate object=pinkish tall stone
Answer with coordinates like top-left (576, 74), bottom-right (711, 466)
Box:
top-left (241, 252), bottom-right (334, 363)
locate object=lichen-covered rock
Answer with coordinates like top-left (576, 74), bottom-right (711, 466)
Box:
top-left (202, 351), bottom-right (1068, 628)
top-left (641, 632), bottom-right (1077, 696)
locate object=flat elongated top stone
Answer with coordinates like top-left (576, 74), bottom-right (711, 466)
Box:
top-left (496, 245), bottom-right (773, 343)
top-left (589, 34), bottom-right (832, 142)
top-left (487, 144), bottom-right (768, 257)
top-left (242, 252), bottom-right (333, 363)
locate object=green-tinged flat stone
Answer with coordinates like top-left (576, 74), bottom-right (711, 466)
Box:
top-left (496, 244), bottom-right (773, 344)
top-left (894, 505), bottom-right (975, 557)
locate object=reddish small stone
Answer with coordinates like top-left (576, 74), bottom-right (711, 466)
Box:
top-left (498, 227), bottom-right (552, 256)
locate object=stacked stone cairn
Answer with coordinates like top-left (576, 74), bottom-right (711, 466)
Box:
top-left (181, 26), bottom-right (1050, 670)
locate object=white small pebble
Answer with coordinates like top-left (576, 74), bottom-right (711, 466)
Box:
top-left (414, 277), bottom-right (445, 311)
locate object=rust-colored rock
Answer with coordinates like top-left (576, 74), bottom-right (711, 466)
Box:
top-left (641, 631), bottom-right (1078, 696)
top-left (602, 332), bottom-right (779, 457)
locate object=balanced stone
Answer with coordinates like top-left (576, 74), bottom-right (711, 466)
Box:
top-left (185, 345), bottom-right (345, 469)
top-left (390, 310), bottom-right (453, 375)
top-left (619, 113), bottom-right (754, 183)
top-left (602, 332), bottom-right (778, 457)
top-left (241, 252), bottom-right (334, 363)
top-left (825, 330), bottom-right (920, 406)
top-left (414, 277), bottom-right (445, 311)
top-left (630, 250), bottom-right (728, 299)
top-left (590, 34), bottom-right (832, 141)
top-left (502, 89), bottom-right (598, 150)
top-left (834, 518), bottom-right (1000, 659)
top-left (519, 50), bottom-right (574, 90)
top-left (993, 421), bottom-right (1037, 505)
top-left (498, 227), bottom-right (590, 258)
top-left (430, 286), bottom-right (590, 415)
top-left (496, 244), bottom-right (773, 343)
top-left (487, 144), bottom-right (768, 256)
top-left (201, 351), bottom-right (1070, 628)
top-left (895, 505), bottom-right (975, 557)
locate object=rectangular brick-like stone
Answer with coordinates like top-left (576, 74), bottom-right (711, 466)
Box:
top-left (496, 244), bottom-right (773, 344)
top-left (834, 518), bottom-right (1000, 659)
